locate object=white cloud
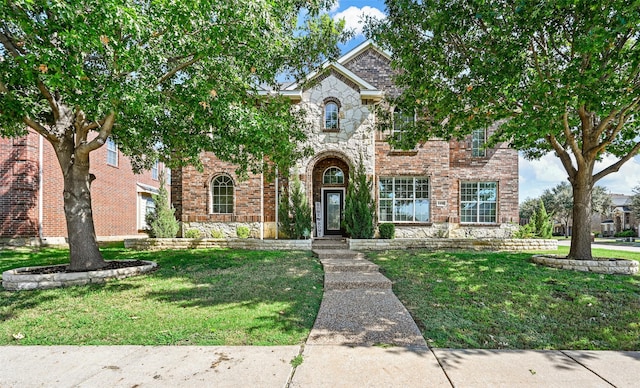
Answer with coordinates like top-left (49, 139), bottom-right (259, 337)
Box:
top-left (519, 152), bottom-right (640, 202)
top-left (333, 6), bottom-right (385, 37)
top-left (328, 1), bottom-right (340, 13)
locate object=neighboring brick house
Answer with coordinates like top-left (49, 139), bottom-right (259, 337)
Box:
top-left (594, 194), bottom-right (639, 237)
top-left (1, 130), bottom-right (166, 245)
top-left (173, 41), bottom-right (520, 239)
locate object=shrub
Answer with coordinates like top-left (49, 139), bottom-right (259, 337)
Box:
top-left (145, 173), bottom-right (180, 238)
top-left (184, 229), bottom-right (202, 239)
top-left (343, 157), bottom-right (375, 239)
top-left (278, 172), bottom-right (312, 239)
top-left (236, 225), bottom-right (251, 238)
top-left (210, 229), bottom-right (224, 239)
top-left (513, 199), bottom-right (552, 239)
top-left (615, 229), bottom-right (636, 238)
top-left (378, 223), bottom-right (395, 239)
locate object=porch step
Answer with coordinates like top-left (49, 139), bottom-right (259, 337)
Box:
top-left (324, 272), bottom-right (392, 290)
top-left (313, 249), bottom-right (364, 260)
top-left (312, 238), bottom-right (349, 250)
top-left (321, 258), bottom-right (379, 273)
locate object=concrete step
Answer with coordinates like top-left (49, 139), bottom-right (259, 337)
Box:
top-left (324, 272), bottom-right (392, 290)
top-left (314, 249), bottom-right (364, 260)
top-left (321, 259), bottom-right (379, 273)
top-left (312, 239), bottom-right (349, 250)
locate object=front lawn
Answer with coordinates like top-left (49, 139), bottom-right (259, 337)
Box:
top-left (0, 245), bottom-right (323, 345)
top-left (368, 247), bottom-right (640, 350)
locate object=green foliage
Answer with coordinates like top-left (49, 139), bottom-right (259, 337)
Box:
top-left (631, 186), bottom-right (640, 220)
top-left (378, 223), bottom-right (395, 239)
top-left (236, 225), bottom-right (251, 239)
top-left (519, 198), bottom-right (540, 221)
top-left (278, 173), bottom-right (312, 239)
top-left (184, 229), bottom-right (202, 239)
top-left (210, 229), bottom-right (224, 239)
top-left (370, 0), bottom-right (640, 260)
top-left (614, 230), bottom-right (637, 238)
top-left (343, 158), bottom-right (375, 239)
top-left (515, 200), bottom-right (552, 239)
top-left (145, 175), bottom-right (180, 238)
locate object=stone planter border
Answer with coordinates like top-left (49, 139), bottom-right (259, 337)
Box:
top-left (2, 260), bottom-right (157, 291)
top-left (124, 238), bottom-right (311, 251)
top-left (531, 255), bottom-right (638, 275)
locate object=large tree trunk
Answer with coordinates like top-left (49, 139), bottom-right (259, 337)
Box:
top-left (568, 173), bottom-right (594, 260)
top-left (55, 132), bottom-right (106, 271)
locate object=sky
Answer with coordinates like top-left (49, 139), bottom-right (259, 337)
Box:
top-left (328, 0), bottom-right (640, 202)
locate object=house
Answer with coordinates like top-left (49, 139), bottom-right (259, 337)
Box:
top-left (0, 129), bottom-right (165, 245)
top-left (171, 41), bottom-right (520, 239)
top-left (596, 194), bottom-right (638, 237)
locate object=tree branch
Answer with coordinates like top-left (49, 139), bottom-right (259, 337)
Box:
top-left (546, 133), bottom-right (576, 179)
top-left (79, 112), bottom-right (116, 153)
top-left (593, 141), bottom-right (640, 183)
top-left (564, 108), bottom-right (584, 166)
top-left (23, 116), bottom-right (58, 144)
top-left (157, 55), bottom-right (201, 85)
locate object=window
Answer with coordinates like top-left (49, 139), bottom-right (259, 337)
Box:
top-left (211, 175), bottom-right (234, 214)
top-left (460, 181), bottom-right (497, 223)
top-left (151, 161), bottom-right (159, 180)
top-left (323, 167), bottom-right (344, 185)
top-left (392, 108), bottom-right (414, 142)
top-left (379, 177), bottom-right (430, 222)
top-left (324, 101), bottom-right (339, 130)
top-left (106, 137), bottom-right (118, 166)
top-left (472, 128), bottom-right (487, 157)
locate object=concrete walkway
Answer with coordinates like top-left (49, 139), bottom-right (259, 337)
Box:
top-left (1, 242), bottom-right (639, 387)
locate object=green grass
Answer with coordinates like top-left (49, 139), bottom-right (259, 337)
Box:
top-left (368, 247), bottom-right (640, 350)
top-left (0, 245), bottom-right (323, 346)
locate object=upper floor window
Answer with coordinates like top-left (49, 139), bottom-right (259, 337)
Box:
top-left (211, 175), bottom-right (234, 214)
top-left (324, 98), bottom-right (340, 130)
top-left (472, 128), bottom-right (487, 157)
top-left (323, 167), bottom-right (344, 185)
top-left (106, 137), bottom-right (118, 166)
top-left (460, 181), bottom-right (497, 223)
top-left (151, 160), bottom-right (159, 180)
top-left (379, 177), bottom-right (430, 222)
top-left (392, 108), bottom-right (414, 145)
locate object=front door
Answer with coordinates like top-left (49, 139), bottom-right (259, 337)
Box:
top-left (323, 190), bottom-right (344, 235)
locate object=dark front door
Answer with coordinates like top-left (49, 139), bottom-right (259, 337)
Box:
top-left (323, 190), bottom-right (343, 235)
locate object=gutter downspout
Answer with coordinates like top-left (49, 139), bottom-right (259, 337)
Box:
top-left (38, 134), bottom-right (44, 242)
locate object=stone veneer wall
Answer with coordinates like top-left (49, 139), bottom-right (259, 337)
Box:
top-left (531, 255), bottom-right (638, 275)
top-left (124, 238), bottom-right (311, 251)
top-left (349, 238), bottom-right (558, 251)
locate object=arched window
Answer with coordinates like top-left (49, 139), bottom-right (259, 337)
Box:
top-left (211, 175), bottom-right (234, 214)
top-left (323, 167), bottom-right (344, 185)
top-left (324, 101), bottom-right (339, 130)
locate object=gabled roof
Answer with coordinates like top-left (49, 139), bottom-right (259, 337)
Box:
top-left (261, 40), bottom-right (388, 101)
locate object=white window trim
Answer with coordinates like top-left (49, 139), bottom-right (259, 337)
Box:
top-left (323, 166), bottom-right (345, 185)
top-left (106, 138), bottom-right (118, 167)
top-left (472, 128), bottom-right (487, 157)
top-left (210, 174), bottom-right (234, 214)
top-left (460, 181), bottom-right (498, 224)
top-left (324, 101), bottom-right (340, 130)
top-left (378, 176), bottom-right (431, 223)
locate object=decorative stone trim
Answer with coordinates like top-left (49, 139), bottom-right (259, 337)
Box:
top-left (531, 255), bottom-right (638, 275)
top-left (348, 238), bottom-right (558, 252)
top-left (125, 238), bottom-right (312, 251)
top-left (2, 260), bottom-right (157, 291)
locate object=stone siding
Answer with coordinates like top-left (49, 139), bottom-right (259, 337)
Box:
top-left (124, 238), bottom-right (311, 251)
top-left (349, 238), bottom-right (558, 252)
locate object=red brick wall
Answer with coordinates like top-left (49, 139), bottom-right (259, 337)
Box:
top-left (2, 129), bottom-right (162, 239)
top-left (0, 133), bottom-right (40, 237)
top-left (174, 152), bottom-right (269, 223)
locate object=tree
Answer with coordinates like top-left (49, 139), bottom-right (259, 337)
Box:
top-left (0, 1), bottom-right (344, 270)
top-left (278, 172), bottom-right (312, 239)
top-left (519, 197), bottom-right (541, 221)
top-left (541, 182), bottom-right (611, 236)
top-left (631, 186), bottom-right (640, 221)
top-left (343, 157), bottom-right (375, 239)
top-left (145, 173), bottom-right (179, 238)
top-left (370, 1), bottom-right (640, 260)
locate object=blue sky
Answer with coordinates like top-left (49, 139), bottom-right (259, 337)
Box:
top-left (329, 0), bottom-right (640, 201)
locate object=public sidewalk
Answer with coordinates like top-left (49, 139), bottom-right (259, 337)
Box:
top-left (1, 243), bottom-right (639, 387)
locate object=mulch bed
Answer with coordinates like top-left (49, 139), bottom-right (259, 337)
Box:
top-left (21, 260), bottom-right (151, 275)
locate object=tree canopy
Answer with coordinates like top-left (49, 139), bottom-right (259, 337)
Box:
top-left (370, 0), bottom-right (640, 260)
top-left (0, 0), bottom-right (345, 269)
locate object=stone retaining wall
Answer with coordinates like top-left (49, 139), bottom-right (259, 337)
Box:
top-left (124, 238), bottom-right (312, 251)
top-left (531, 255), bottom-right (638, 275)
top-left (2, 260), bottom-right (157, 291)
top-left (349, 238), bottom-right (558, 251)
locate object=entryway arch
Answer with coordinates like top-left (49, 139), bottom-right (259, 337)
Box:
top-left (307, 152), bottom-right (351, 237)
